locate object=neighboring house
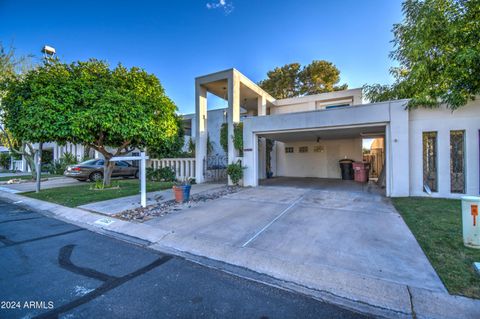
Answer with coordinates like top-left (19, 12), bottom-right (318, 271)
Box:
top-left (193, 68), bottom-right (480, 199)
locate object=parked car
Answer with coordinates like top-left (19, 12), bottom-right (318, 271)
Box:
top-left (64, 159), bottom-right (139, 182)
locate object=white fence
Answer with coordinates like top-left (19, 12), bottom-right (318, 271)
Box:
top-left (10, 160), bottom-right (24, 172)
top-left (149, 158), bottom-right (196, 181)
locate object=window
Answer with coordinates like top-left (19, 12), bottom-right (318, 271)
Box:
top-left (325, 104), bottom-right (350, 109)
top-left (450, 130), bottom-right (465, 193)
top-left (299, 146), bottom-right (308, 153)
top-left (423, 132), bottom-right (438, 192)
top-left (285, 147), bottom-right (294, 153)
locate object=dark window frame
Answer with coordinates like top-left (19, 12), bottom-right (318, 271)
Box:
top-left (450, 130), bottom-right (466, 193)
top-left (423, 131), bottom-right (438, 192)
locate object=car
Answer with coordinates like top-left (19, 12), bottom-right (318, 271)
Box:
top-left (64, 159), bottom-right (139, 182)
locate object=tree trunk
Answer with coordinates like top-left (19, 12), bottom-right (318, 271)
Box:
top-left (24, 154), bottom-right (36, 179)
top-left (103, 159), bottom-right (115, 187)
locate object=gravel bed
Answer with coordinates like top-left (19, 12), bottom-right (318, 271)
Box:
top-left (114, 186), bottom-right (241, 222)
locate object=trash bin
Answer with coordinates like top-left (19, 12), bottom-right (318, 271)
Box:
top-left (461, 196), bottom-right (480, 248)
top-left (339, 159), bottom-right (354, 180)
top-left (352, 162), bottom-right (370, 183)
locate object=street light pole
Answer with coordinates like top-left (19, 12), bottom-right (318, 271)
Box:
top-left (35, 45), bottom-right (56, 193)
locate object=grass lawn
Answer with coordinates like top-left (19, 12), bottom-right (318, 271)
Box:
top-left (23, 179), bottom-right (174, 207)
top-left (392, 197), bottom-right (480, 299)
top-left (0, 174), bottom-right (63, 182)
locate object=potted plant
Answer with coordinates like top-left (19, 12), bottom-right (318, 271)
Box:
top-left (173, 178), bottom-right (192, 203)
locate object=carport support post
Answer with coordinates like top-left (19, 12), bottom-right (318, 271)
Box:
top-left (195, 83), bottom-right (208, 184)
top-left (227, 71), bottom-right (240, 185)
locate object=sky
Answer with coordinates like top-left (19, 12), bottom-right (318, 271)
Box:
top-left (0, 0), bottom-right (404, 114)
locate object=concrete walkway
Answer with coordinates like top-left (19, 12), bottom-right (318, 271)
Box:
top-left (78, 183), bottom-right (224, 215)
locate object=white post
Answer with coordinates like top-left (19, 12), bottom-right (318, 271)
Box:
top-left (140, 151), bottom-right (147, 208)
top-left (195, 83), bottom-right (208, 183)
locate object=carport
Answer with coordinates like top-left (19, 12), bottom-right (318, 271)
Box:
top-left (257, 125), bottom-right (386, 192)
top-left (242, 100), bottom-right (411, 197)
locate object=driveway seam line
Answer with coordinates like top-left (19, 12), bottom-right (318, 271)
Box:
top-left (241, 195), bottom-right (305, 248)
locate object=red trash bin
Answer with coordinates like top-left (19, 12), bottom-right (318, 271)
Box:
top-left (352, 162), bottom-right (370, 183)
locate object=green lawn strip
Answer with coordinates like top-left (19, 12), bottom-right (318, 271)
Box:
top-left (22, 180), bottom-right (174, 208)
top-left (392, 197), bottom-right (480, 299)
top-left (0, 174), bottom-right (63, 182)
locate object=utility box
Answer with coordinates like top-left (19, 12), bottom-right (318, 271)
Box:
top-left (462, 196), bottom-right (480, 249)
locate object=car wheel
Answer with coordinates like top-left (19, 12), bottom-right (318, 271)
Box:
top-left (134, 170), bottom-right (139, 179)
top-left (89, 171), bottom-right (103, 182)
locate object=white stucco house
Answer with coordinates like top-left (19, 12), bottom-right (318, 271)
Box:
top-left (190, 68), bottom-right (480, 199)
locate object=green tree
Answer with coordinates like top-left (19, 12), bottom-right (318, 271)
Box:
top-left (2, 59), bottom-right (180, 186)
top-left (364, 0), bottom-right (480, 109)
top-left (259, 60), bottom-right (347, 99)
top-left (0, 44), bottom-right (37, 178)
top-left (258, 63), bottom-right (301, 99)
top-left (298, 60), bottom-right (348, 95)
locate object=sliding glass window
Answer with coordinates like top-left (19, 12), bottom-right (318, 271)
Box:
top-left (450, 130), bottom-right (465, 193)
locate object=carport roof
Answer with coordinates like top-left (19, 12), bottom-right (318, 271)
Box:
top-left (259, 125), bottom-right (385, 142)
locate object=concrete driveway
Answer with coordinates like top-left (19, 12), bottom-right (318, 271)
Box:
top-left (150, 182), bottom-right (445, 294)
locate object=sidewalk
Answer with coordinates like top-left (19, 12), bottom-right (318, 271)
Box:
top-left (0, 190), bottom-right (479, 319)
top-left (78, 183), bottom-right (223, 215)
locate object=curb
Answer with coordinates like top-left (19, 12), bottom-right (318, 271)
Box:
top-left (1, 191), bottom-right (479, 319)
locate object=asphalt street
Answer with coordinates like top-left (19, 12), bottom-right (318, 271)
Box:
top-left (0, 199), bottom-right (369, 319)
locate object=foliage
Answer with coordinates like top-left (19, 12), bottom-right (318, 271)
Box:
top-left (233, 122), bottom-right (243, 156)
top-left (0, 44), bottom-right (36, 178)
top-left (0, 152), bottom-right (10, 169)
top-left (393, 197), bottom-right (480, 298)
top-left (258, 60), bottom-right (348, 99)
top-left (364, 0), bottom-right (480, 109)
top-left (220, 122), bottom-right (243, 156)
top-left (90, 179), bottom-right (119, 190)
top-left (220, 123), bottom-right (228, 153)
top-left (1, 58), bottom-right (180, 186)
top-left (188, 137), bottom-right (195, 156)
top-left (146, 166), bottom-right (176, 182)
top-left (148, 115), bottom-right (185, 159)
top-left (46, 152), bottom-right (79, 175)
top-left (226, 160), bottom-right (244, 185)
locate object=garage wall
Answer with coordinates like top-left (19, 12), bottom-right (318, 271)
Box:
top-left (275, 138), bottom-right (362, 178)
top-left (409, 100), bottom-right (480, 198)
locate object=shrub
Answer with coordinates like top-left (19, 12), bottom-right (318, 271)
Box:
top-left (227, 160), bottom-right (244, 185)
top-left (146, 166), bottom-right (176, 182)
top-left (0, 153), bottom-right (10, 169)
top-left (48, 152), bottom-right (79, 175)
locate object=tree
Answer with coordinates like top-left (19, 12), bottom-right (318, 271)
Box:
top-left (148, 115), bottom-right (185, 159)
top-left (259, 60), bottom-right (348, 99)
top-left (2, 59), bottom-right (180, 186)
top-left (258, 63), bottom-right (301, 99)
top-left (0, 44), bottom-right (37, 178)
top-left (364, 0), bottom-right (480, 109)
top-left (298, 60), bottom-right (348, 95)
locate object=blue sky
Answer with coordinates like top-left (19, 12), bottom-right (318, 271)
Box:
top-left (0, 0), bottom-right (403, 114)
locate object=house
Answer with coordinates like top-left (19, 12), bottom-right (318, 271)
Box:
top-left (192, 68), bottom-right (480, 199)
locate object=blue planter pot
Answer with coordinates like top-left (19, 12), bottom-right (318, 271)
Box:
top-left (182, 185), bottom-right (191, 202)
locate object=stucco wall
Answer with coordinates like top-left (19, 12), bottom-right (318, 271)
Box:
top-left (408, 101), bottom-right (480, 198)
top-left (274, 139), bottom-right (362, 179)
top-left (187, 108), bottom-right (227, 157)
